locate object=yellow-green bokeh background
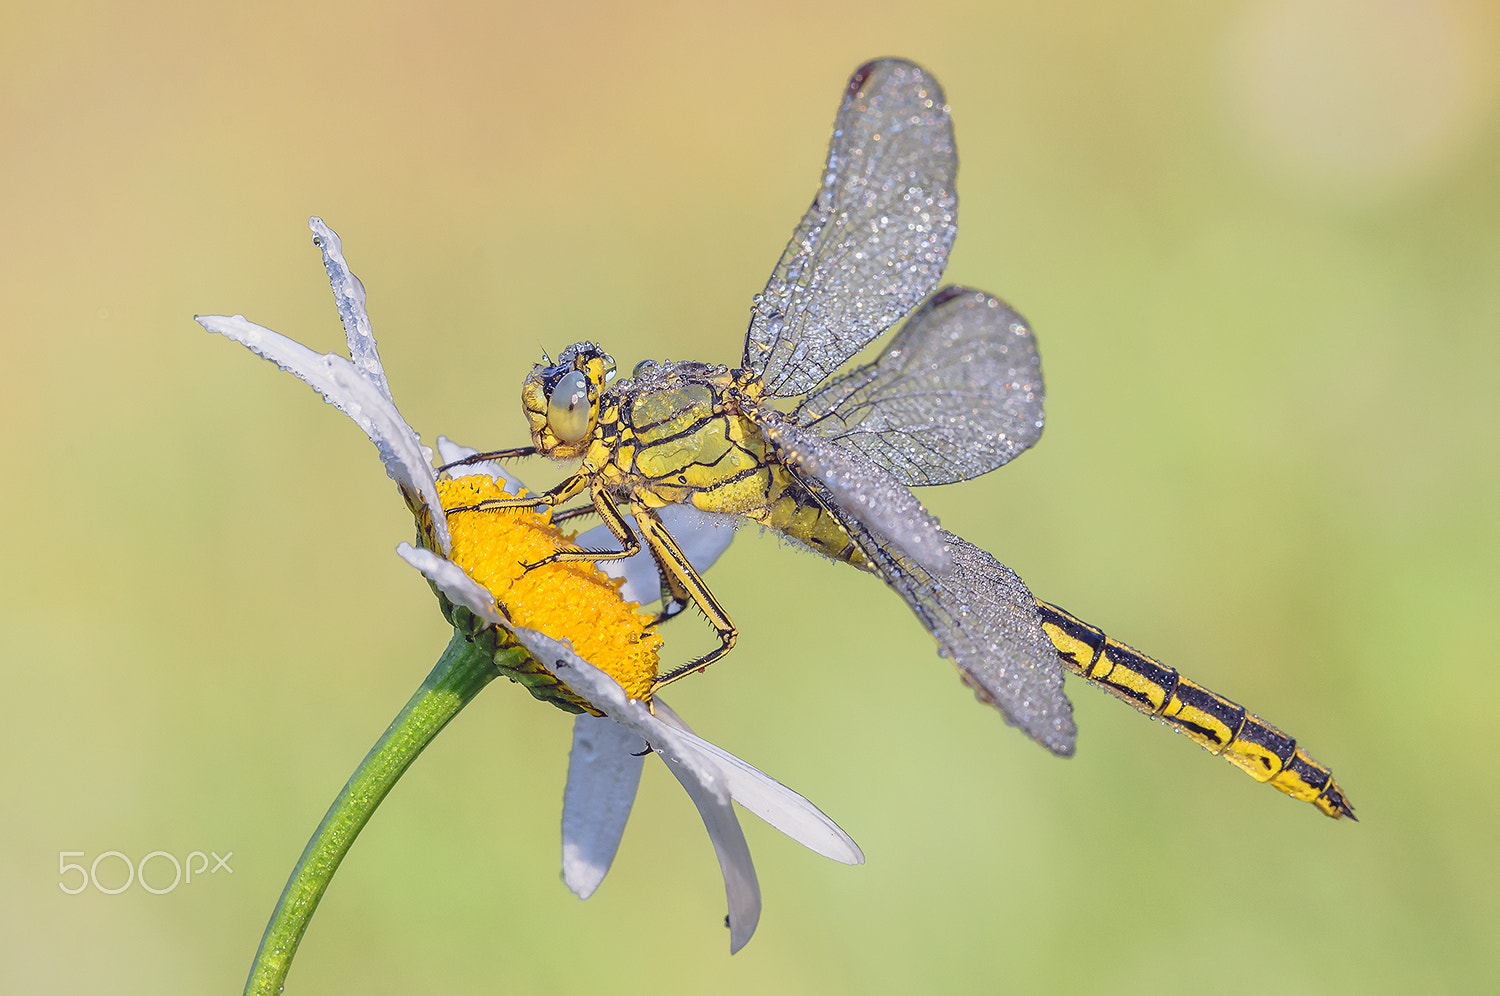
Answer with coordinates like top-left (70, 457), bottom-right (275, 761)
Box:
top-left (4, 1), bottom-right (1498, 991)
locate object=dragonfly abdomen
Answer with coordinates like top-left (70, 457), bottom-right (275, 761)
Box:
top-left (742, 467), bottom-right (871, 568)
top-left (1035, 601), bottom-right (1355, 820)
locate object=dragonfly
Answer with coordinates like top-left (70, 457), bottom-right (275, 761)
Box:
top-left (445, 59), bottom-right (1354, 820)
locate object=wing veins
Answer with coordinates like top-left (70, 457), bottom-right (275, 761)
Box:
top-left (797, 475), bottom-right (1076, 755)
top-left (793, 286), bottom-right (1046, 487)
top-left (744, 59), bottom-right (959, 399)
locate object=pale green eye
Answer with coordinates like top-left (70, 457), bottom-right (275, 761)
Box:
top-left (546, 370), bottom-right (592, 443)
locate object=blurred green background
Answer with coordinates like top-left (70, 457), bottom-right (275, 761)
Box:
top-left (4, 0), bottom-right (1498, 992)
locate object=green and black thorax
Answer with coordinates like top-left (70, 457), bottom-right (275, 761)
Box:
top-left (522, 343), bottom-right (867, 567)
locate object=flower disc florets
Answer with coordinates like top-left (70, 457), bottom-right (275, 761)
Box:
top-left (436, 475), bottom-right (660, 703)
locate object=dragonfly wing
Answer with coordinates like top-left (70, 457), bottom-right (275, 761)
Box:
top-left (762, 413), bottom-right (953, 576)
top-left (744, 59), bottom-right (958, 400)
top-left (914, 530), bottom-right (1075, 756)
top-left (830, 505), bottom-right (1076, 756)
top-left (795, 286), bottom-right (1045, 486)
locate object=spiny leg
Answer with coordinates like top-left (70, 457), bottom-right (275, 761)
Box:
top-left (445, 468), bottom-right (590, 516)
top-left (444, 471), bottom-right (634, 573)
top-left (455, 479), bottom-right (647, 570)
top-left (644, 534), bottom-right (694, 627)
top-left (547, 504), bottom-right (695, 626)
top-left (534, 486), bottom-right (644, 567)
top-left (448, 479), bottom-right (734, 687)
top-left (549, 504), bottom-right (600, 528)
top-left (436, 445), bottom-right (538, 474)
top-left (631, 502), bottom-right (737, 693)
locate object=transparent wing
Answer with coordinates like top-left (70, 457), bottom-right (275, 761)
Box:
top-left (761, 413), bottom-right (953, 576)
top-left (815, 495), bottom-right (1076, 756)
top-left (794, 286), bottom-right (1045, 486)
top-left (743, 59), bottom-right (958, 399)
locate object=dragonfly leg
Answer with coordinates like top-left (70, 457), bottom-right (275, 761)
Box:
top-left (549, 503), bottom-right (599, 527)
top-left (436, 445), bottom-right (538, 474)
top-left (542, 502), bottom-right (695, 626)
top-left (647, 530), bottom-right (695, 626)
top-left (446, 469), bottom-right (589, 515)
top-left (630, 502), bottom-right (737, 693)
top-left (528, 487), bottom-right (643, 568)
top-left (445, 472), bottom-right (635, 571)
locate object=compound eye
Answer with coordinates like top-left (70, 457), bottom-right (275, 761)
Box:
top-left (546, 370), bottom-right (592, 443)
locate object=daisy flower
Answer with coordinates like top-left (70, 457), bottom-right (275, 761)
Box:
top-left (197, 218), bottom-right (861, 990)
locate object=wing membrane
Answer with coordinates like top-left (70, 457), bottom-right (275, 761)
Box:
top-left (762, 413), bottom-right (953, 575)
top-left (744, 59), bottom-right (958, 399)
top-left (795, 286), bottom-right (1045, 486)
top-left (812, 483), bottom-right (1076, 755)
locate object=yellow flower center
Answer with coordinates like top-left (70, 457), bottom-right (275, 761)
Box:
top-left (435, 475), bottom-right (660, 701)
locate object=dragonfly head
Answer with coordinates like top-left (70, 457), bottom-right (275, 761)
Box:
top-left (520, 342), bottom-right (616, 459)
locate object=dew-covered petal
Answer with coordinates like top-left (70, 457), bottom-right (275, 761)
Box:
top-left (394, 542), bottom-right (505, 626)
top-left (325, 360), bottom-right (446, 546)
top-left (196, 313), bottom-right (450, 552)
top-left (521, 629), bottom-right (861, 863)
top-left (515, 626), bottom-right (864, 952)
top-left (561, 714), bottom-right (645, 900)
top-left (653, 701), bottom-right (863, 866)
top-left (516, 628), bottom-right (761, 949)
top-left (309, 217), bottom-right (390, 401)
top-left (579, 506), bottom-right (740, 606)
top-left (658, 740), bottom-right (761, 954)
top-left (513, 629), bottom-right (724, 782)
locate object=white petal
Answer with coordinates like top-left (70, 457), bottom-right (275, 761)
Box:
top-left (309, 217), bottom-right (391, 402)
top-left (196, 313), bottom-right (450, 553)
top-left (394, 542), bottom-right (505, 626)
top-left (517, 629), bottom-right (860, 862)
top-left (653, 700), bottom-right (863, 866)
top-left (514, 627), bottom-right (864, 951)
top-left (580, 505), bottom-right (740, 606)
top-left (657, 741), bottom-right (761, 954)
top-left (561, 715), bottom-right (645, 899)
top-left (514, 628), bottom-right (760, 949)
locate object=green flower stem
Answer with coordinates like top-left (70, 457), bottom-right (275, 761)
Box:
top-left (244, 629), bottom-right (517, 995)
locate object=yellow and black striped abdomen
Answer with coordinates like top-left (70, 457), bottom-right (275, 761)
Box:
top-left (1036, 601), bottom-right (1354, 820)
top-left (741, 465), bottom-right (870, 568)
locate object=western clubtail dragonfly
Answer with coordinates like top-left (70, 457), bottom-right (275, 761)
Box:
top-left (445, 59), bottom-right (1354, 820)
